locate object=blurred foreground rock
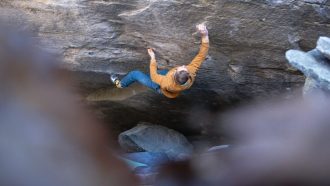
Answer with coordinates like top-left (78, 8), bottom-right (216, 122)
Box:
top-left (154, 94), bottom-right (330, 186)
top-left (0, 27), bottom-right (136, 186)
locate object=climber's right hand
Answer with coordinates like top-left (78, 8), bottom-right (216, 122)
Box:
top-left (147, 48), bottom-right (155, 60)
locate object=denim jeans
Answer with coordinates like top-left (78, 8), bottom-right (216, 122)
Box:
top-left (120, 69), bottom-right (169, 94)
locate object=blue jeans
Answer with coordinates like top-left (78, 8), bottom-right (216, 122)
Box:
top-left (120, 69), bottom-right (169, 94)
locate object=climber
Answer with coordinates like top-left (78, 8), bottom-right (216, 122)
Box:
top-left (110, 24), bottom-right (209, 98)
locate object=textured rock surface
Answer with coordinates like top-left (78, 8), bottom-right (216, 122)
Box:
top-left (118, 123), bottom-right (193, 160)
top-left (1, 0), bottom-right (329, 134)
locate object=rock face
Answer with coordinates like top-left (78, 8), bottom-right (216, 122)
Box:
top-left (0, 0), bottom-right (329, 134)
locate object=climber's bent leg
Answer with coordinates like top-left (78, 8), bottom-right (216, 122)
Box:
top-left (120, 70), bottom-right (161, 92)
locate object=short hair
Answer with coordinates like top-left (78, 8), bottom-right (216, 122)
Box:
top-left (174, 70), bottom-right (190, 85)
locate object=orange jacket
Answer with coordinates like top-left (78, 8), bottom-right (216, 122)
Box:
top-left (150, 41), bottom-right (209, 98)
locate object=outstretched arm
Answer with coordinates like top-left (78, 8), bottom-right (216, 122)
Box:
top-left (187, 24), bottom-right (209, 76)
top-left (149, 48), bottom-right (165, 85)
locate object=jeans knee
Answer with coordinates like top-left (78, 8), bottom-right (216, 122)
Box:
top-left (130, 70), bottom-right (143, 76)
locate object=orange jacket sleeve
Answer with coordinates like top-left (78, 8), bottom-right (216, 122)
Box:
top-left (187, 41), bottom-right (209, 76)
top-left (150, 59), bottom-right (165, 85)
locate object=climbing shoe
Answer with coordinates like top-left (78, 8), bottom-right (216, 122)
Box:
top-left (110, 74), bottom-right (122, 88)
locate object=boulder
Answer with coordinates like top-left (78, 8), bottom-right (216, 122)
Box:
top-left (303, 77), bottom-right (321, 95)
top-left (123, 152), bottom-right (169, 167)
top-left (118, 123), bottom-right (193, 160)
top-left (286, 47), bottom-right (330, 92)
top-left (317, 37), bottom-right (330, 60)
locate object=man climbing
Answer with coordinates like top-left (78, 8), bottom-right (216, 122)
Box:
top-left (110, 24), bottom-right (209, 98)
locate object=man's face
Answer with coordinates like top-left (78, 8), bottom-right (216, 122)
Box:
top-left (177, 65), bottom-right (188, 73)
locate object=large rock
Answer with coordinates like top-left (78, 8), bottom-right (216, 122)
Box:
top-left (317, 37), bottom-right (330, 60)
top-left (118, 123), bottom-right (193, 160)
top-left (286, 48), bottom-right (330, 92)
top-left (303, 76), bottom-right (321, 94)
top-left (123, 152), bottom-right (169, 167)
top-left (1, 0), bottom-right (329, 134)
